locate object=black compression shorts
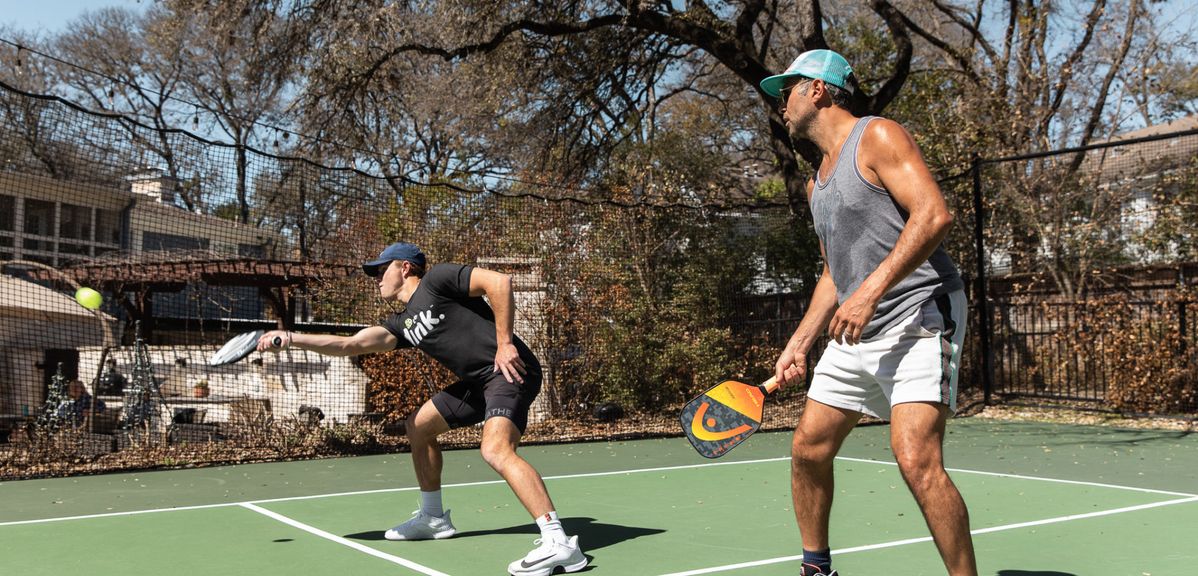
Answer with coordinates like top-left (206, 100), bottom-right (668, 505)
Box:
top-left (431, 368), bottom-right (542, 433)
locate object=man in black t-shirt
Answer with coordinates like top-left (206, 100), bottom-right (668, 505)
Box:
top-left (258, 242), bottom-right (586, 576)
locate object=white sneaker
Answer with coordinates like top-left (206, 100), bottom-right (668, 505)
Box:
top-left (507, 535), bottom-right (587, 576)
top-left (384, 510), bottom-right (457, 541)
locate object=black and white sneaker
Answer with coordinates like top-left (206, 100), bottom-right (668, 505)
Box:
top-left (801, 562), bottom-right (839, 576)
top-left (507, 535), bottom-right (587, 576)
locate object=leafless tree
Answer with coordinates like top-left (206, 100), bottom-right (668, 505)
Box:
top-left (52, 6), bottom-right (207, 208)
top-left (902, 0), bottom-right (1173, 294)
top-left (0, 29), bottom-right (96, 180)
top-left (291, 0), bottom-right (918, 214)
top-left (163, 0), bottom-right (304, 224)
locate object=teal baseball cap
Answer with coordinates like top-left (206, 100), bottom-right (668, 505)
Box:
top-left (760, 49), bottom-right (854, 97)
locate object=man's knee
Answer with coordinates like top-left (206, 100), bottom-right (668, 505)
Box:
top-left (479, 436), bottom-right (518, 470)
top-left (791, 429), bottom-right (838, 470)
top-left (406, 411), bottom-right (442, 444)
top-left (791, 400), bottom-right (858, 471)
top-left (478, 413), bottom-right (525, 468)
top-left (893, 444), bottom-right (947, 492)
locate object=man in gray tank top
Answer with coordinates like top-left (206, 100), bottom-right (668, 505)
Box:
top-left (760, 50), bottom-right (977, 576)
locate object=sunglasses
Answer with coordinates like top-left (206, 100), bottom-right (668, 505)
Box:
top-left (779, 77), bottom-right (815, 103)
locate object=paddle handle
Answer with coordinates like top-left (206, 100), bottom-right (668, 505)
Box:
top-left (760, 375), bottom-right (780, 394)
top-left (271, 336), bottom-right (283, 347)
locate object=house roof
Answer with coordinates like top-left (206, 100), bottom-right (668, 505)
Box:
top-left (0, 170), bottom-right (132, 212)
top-left (0, 170), bottom-right (283, 244)
top-left (131, 199), bottom-right (281, 239)
top-left (1075, 115), bottom-right (1198, 183)
top-left (38, 254), bottom-right (359, 289)
top-left (1113, 115), bottom-right (1198, 139)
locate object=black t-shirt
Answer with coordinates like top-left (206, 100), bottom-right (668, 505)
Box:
top-left (379, 263), bottom-right (540, 382)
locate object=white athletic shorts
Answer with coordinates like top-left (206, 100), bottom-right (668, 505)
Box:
top-left (808, 289), bottom-right (967, 420)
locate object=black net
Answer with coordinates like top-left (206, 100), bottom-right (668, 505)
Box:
top-left (0, 80), bottom-right (832, 478)
top-left (9, 51), bottom-right (1194, 480)
top-left (970, 127), bottom-right (1198, 412)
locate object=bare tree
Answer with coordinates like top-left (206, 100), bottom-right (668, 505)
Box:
top-left (292, 0), bottom-right (922, 215)
top-left (897, 0), bottom-right (1177, 294)
top-left (0, 29), bottom-right (98, 180)
top-left (299, 49), bottom-right (497, 200)
top-left (281, 0), bottom-right (1192, 296)
top-left (52, 6), bottom-right (207, 208)
top-left (163, 0), bottom-right (303, 224)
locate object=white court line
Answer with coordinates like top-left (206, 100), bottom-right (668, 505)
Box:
top-left (2, 453), bottom-right (1194, 528)
top-left (0, 456), bottom-right (789, 526)
top-left (836, 455), bottom-right (1198, 498)
top-left (656, 495), bottom-right (1198, 576)
top-left (240, 503), bottom-right (450, 576)
top-left (251, 456), bottom-right (792, 506)
top-left (0, 501), bottom-right (247, 527)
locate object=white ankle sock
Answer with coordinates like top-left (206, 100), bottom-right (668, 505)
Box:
top-left (535, 511), bottom-right (567, 543)
top-left (420, 490), bottom-right (443, 517)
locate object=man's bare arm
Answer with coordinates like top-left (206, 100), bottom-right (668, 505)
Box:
top-left (468, 266), bottom-right (526, 383)
top-left (259, 325), bottom-right (397, 356)
top-left (862, 119), bottom-right (953, 294)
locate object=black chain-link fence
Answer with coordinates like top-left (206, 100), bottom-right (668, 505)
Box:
top-left (959, 126), bottom-right (1198, 412)
top-left (3, 76), bottom-right (1196, 480)
top-left (0, 79), bottom-right (829, 479)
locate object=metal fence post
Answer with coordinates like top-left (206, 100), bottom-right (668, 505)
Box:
top-left (972, 155), bottom-right (994, 405)
top-left (1179, 300), bottom-right (1188, 358)
top-left (1180, 267), bottom-right (1189, 361)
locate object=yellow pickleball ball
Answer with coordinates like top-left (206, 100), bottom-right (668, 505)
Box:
top-left (75, 287), bottom-right (103, 310)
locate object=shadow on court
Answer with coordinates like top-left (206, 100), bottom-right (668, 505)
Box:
top-left (997, 570), bottom-right (1078, 576)
top-left (344, 516), bottom-right (664, 552)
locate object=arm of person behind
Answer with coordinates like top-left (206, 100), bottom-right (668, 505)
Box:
top-left (259, 326), bottom-right (397, 357)
top-left (468, 266), bottom-right (526, 383)
top-left (830, 119), bottom-right (954, 344)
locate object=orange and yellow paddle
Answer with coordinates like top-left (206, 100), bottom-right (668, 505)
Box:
top-left (681, 376), bottom-right (780, 458)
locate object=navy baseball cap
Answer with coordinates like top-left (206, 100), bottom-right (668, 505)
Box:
top-left (362, 242), bottom-right (426, 277)
top-left (760, 49), bottom-right (854, 98)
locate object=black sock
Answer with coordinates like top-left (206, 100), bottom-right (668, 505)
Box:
top-left (801, 548), bottom-right (832, 575)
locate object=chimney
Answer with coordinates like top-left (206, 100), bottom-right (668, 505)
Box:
top-left (127, 167), bottom-right (179, 205)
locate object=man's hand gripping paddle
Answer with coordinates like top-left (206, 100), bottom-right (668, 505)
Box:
top-left (681, 376), bottom-right (780, 458)
top-left (208, 330), bottom-right (283, 366)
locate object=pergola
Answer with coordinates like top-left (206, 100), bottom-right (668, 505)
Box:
top-left (31, 254), bottom-right (361, 340)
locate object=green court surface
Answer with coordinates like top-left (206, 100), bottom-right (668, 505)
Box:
top-left (2, 419), bottom-right (1196, 575)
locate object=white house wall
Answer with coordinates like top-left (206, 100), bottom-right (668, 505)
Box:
top-left (78, 346), bottom-right (367, 426)
top-left (129, 200), bottom-right (277, 255)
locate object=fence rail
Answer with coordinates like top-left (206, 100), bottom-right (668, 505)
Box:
top-left (988, 295), bottom-right (1197, 409)
top-left (3, 64), bottom-right (1198, 480)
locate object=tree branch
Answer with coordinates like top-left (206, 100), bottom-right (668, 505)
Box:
top-left (1071, 0), bottom-right (1141, 164)
top-left (929, 0), bottom-right (1001, 66)
top-left (796, 0), bottom-right (826, 51)
top-left (354, 14), bottom-right (627, 87)
top-left (867, 0), bottom-right (914, 114)
top-left (873, 0), bottom-right (982, 87)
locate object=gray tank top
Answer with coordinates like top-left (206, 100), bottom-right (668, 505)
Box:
top-left (811, 116), bottom-right (964, 339)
